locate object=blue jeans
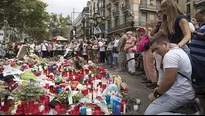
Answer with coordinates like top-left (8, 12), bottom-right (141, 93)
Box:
top-left (113, 55), bottom-right (118, 68)
top-left (144, 94), bottom-right (191, 115)
top-left (182, 44), bottom-right (190, 55)
top-left (108, 52), bottom-right (113, 67)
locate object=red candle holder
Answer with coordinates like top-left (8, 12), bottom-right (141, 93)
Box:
top-left (21, 101), bottom-right (27, 110)
top-left (44, 96), bottom-right (50, 105)
top-left (81, 89), bottom-right (89, 96)
top-left (55, 104), bottom-right (61, 115)
top-left (1, 104), bottom-right (9, 112)
top-left (101, 84), bottom-right (107, 92)
top-left (49, 86), bottom-right (54, 93)
top-left (45, 83), bottom-right (49, 89)
top-left (33, 104), bottom-right (40, 115)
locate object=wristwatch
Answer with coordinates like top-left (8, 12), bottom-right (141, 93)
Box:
top-left (154, 90), bottom-right (162, 98)
top-left (193, 31), bottom-right (197, 35)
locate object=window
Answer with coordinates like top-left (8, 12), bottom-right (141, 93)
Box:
top-left (174, 0), bottom-right (179, 3)
top-left (115, 3), bottom-right (119, 11)
top-left (141, 12), bottom-right (147, 25)
top-left (124, 14), bottom-right (128, 23)
top-left (108, 21), bottom-right (111, 29)
top-left (115, 18), bottom-right (119, 27)
top-left (141, 0), bottom-right (147, 4)
top-left (186, 0), bottom-right (190, 3)
top-left (186, 3), bottom-right (190, 14)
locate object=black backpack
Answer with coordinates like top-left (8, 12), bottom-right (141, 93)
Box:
top-left (178, 54), bottom-right (205, 88)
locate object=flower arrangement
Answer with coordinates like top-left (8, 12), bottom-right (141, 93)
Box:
top-left (56, 91), bottom-right (71, 106)
top-left (11, 83), bottom-right (45, 102)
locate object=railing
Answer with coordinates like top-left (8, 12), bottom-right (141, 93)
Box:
top-left (106, 2), bottom-right (111, 8)
top-left (195, 0), bottom-right (205, 5)
top-left (107, 21), bottom-right (146, 33)
top-left (122, 5), bottom-right (129, 13)
top-left (112, 11), bottom-right (119, 17)
top-left (112, 0), bottom-right (119, 4)
top-left (139, 4), bottom-right (159, 11)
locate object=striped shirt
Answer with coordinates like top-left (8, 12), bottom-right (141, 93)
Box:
top-left (189, 23), bottom-right (205, 62)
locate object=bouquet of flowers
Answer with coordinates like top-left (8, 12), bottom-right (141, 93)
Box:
top-left (11, 83), bottom-right (45, 102)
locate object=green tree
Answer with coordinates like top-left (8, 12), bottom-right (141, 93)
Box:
top-left (47, 13), bottom-right (71, 39)
top-left (0, 0), bottom-right (51, 41)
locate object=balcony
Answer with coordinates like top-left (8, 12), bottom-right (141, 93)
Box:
top-left (112, 0), bottom-right (119, 4)
top-left (122, 5), bottom-right (129, 13)
top-left (106, 14), bottom-right (111, 20)
top-left (139, 4), bottom-right (159, 12)
top-left (195, 0), bottom-right (205, 5)
top-left (113, 11), bottom-right (119, 17)
top-left (106, 2), bottom-right (111, 8)
top-left (107, 21), bottom-right (146, 34)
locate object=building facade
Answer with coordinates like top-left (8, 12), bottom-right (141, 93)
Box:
top-left (73, 13), bottom-right (83, 39)
top-left (105, 0), bottom-right (162, 36)
top-left (72, 0), bottom-right (205, 40)
top-left (175, 0), bottom-right (205, 21)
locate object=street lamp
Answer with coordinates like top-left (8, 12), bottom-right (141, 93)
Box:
top-left (88, 12), bottom-right (105, 39)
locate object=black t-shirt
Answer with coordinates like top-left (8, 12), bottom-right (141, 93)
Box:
top-left (168, 14), bottom-right (188, 44)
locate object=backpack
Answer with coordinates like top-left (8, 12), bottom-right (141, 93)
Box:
top-left (136, 35), bottom-right (150, 52)
top-left (178, 54), bottom-right (205, 88)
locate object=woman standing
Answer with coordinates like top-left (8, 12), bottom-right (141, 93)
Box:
top-left (161, 0), bottom-right (191, 54)
top-left (124, 31), bottom-right (136, 74)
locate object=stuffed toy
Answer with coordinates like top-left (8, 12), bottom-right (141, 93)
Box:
top-left (103, 84), bottom-right (119, 97)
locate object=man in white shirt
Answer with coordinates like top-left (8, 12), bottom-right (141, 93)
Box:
top-left (98, 38), bottom-right (106, 64)
top-left (41, 41), bottom-right (48, 58)
top-left (144, 36), bottom-right (195, 115)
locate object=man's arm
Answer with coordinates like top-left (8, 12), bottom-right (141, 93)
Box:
top-left (156, 68), bottom-right (178, 94)
top-left (193, 30), bottom-right (205, 39)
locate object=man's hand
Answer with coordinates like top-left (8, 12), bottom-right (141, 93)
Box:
top-left (148, 93), bottom-right (156, 102)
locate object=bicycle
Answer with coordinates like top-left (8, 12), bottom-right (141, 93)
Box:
top-left (124, 52), bottom-right (145, 76)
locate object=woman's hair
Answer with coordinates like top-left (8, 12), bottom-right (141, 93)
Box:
top-left (161, 0), bottom-right (184, 36)
top-left (146, 20), bottom-right (155, 28)
top-left (157, 9), bottom-right (162, 15)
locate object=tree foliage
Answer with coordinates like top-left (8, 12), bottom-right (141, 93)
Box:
top-left (48, 13), bottom-right (71, 39)
top-left (0, 0), bottom-right (72, 41)
top-left (0, 0), bottom-right (51, 41)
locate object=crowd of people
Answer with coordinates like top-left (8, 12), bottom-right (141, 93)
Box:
top-left (0, 0), bottom-right (204, 115)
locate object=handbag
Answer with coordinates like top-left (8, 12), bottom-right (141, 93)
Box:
top-left (136, 35), bottom-right (150, 52)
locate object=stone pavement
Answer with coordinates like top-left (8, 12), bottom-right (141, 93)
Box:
top-left (102, 64), bottom-right (205, 115)
top-left (101, 65), bottom-right (152, 115)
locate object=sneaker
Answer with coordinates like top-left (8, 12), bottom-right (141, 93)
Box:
top-left (192, 111), bottom-right (201, 115)
top-left (142, 78), bottom-right (147, 81)
top-left (141, 80), bottom-right (152, 83)
top-left (146, 83), bottom-right (158, 89)
top-left (193, 98), bottom-right (204, 115)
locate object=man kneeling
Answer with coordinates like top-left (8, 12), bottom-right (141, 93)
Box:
top-left (144, 36), bottom-right (195, 115)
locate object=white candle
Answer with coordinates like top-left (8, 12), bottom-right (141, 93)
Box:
top-left (133, 105), bottom-right (139, 111)
top-left (86, 108), bottom-right (92, 115)
top-left (68, 95), bottom-right (73, 105)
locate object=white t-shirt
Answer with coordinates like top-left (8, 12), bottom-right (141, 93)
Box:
top-left (189, 22), bottom-right (195, 31)
top-left (99, 41), bottom-right (105, 52)
top-left (41, 43), bottom-right (48, 51)
top-left (163, 47), bottom-right (195, 102)
top-left (114, 39), bottom-right (119, 47)
top-left (30, 44), bottom-right (35, 53)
